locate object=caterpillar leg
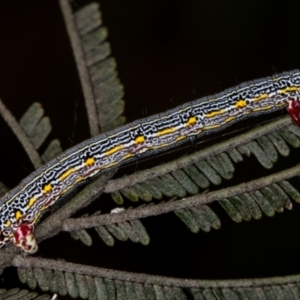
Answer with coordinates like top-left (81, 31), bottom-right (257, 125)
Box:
top-left (13, 223), bottom-right (38, 254)
top-left (287, 97), bottom-right (300, 126)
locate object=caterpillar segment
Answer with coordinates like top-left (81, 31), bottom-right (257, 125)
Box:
top-left (0, 70), bottom-right (300, 253)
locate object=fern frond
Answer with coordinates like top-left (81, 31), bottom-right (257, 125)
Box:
top-left (62, 162), bottom-right (300, 237)
top-left (175, 205), bottom-right (221, 233)
top-left (0, 287), bottom-right (53, 299)
top-left (70, 209), bottom-right (150, 247)
top-left (60, 0), bottom-right (125, 136)
top-left (19, 103), bottom-right (51, 150)
top-left (70, 227), bottom-right (93, 247)
top-left (0, 101), bottom-right (63, 169)
top-left (13, 255), bottom-right (300, 300)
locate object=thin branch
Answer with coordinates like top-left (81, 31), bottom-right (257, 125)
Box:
top-left (63, 163), bottom-right (300, 231)
top-left (59, 0), bottom-right (100, 137)
top-left (12, 255), bottom-right (300, 289)
top-left (104, 116), bottom-right (291, 193)
top-left (0, 98), bottom-right (43, 169)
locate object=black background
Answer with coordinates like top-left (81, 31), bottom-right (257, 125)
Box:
top-left (0, 0), bottom-right (300, 297)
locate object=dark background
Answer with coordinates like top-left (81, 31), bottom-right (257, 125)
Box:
top-left (0, 0), bottom-right (300, 295)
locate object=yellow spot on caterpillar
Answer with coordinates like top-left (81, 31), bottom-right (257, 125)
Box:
top-left (59, 168), bottom-right (75, 180)
top-left (85, 157), bottom-right (95, 166)
top-left (204, 124), bottom-right (220, 130)
top-left (101, 161), bottom-right (119, 170)
top-left (149, 143), bottom-right (169, 150)
top-left (186, 116), bottom-right (197, 126)
top-left (135, 136), bottom-right (145, 144)
top-left (156, 128), bottom-right (176, 136)
top-left (60, 186), bottom-right (73, 196)
top-left (40, 205), bottom-right (48, 211)
top-left (205, 109), bottom-right (225, 118)
top-left (43, 184), bottom-right (52, 194)
top-left (33, 211), bottom-right (42, 225)
top-left (278, 86), bottom-right (299, 94)
top-left (252, 94), bottom-right (267, 102)
top-left (176, 136), bottom-right (186, 142)
top-left (225, 116), bottom-right (235, 123)
top-left (253, 105), bottom-right (272, 112)
top-left (5, 220), bottom-right (11, 227)
top-left (76, 176), bottom-right (84, 183)
top-left (15, 211), bottom-right (23, 221)
top-left (123, 153), bottom-right (133, 160)
top-left (27, 197), bottom-right (36, 209)
top-left (105, 145), bottom-right (124, 156)
top-left (235, 100), bottom-right (247, 108)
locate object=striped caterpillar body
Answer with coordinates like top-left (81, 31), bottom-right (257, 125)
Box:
top-left (1, 70), bottom-right (300, 253)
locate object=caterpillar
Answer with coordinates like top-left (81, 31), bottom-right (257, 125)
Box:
top-left (1, 70), bottom-right (300, 253)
